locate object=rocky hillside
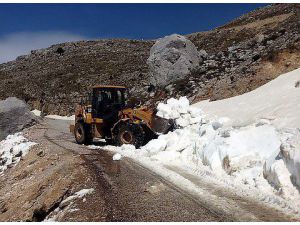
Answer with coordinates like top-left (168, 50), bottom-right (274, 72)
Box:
top-left (185, 3), bottom-right (300, 102)
top-left (0, 3), bottom-right (299, 115)
top-left (0, 39), bottom-right (153, 115)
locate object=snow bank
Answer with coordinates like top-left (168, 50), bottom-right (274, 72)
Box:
top-left (263, 129), bottom-right (300, 198)
top-left (0, 132), bottom-right (36, 173)
top-left (194, 68), bottom-right (300, 198)
top-left (89, 69), bottom-right (300, 214)
top-left (31, 109), bottom-right (75, 121)
top-left (157, 94), bottom-right (300, 202)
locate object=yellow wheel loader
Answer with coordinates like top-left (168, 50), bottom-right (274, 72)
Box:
top-left (71, 85), bottom-right (174, 148)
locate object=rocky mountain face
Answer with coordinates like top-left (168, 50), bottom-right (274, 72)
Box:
top-left (0, 40), bottom-right (153, 115)
top-left (0, 3), bottom-right (299, 115)
top-left (149, 3), bottom-right (300, 104)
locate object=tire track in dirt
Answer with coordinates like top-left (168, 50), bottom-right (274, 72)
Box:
top-left (43, 119), bottom-right (224, 221)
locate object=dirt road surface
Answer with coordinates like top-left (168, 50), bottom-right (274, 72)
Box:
top-left (0, 118), bottom-right (297, 221)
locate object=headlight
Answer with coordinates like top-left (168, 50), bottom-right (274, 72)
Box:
top-left (87, 108), bottom-right (92, 113)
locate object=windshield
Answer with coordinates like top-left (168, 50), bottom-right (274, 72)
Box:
top-left (93, 88), bottom-right (125, 106)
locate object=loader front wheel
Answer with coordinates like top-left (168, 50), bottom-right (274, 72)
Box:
top-left (116, 123), bottom-right (144, 148)
top-left (74, 122), bottom-right (92, 145)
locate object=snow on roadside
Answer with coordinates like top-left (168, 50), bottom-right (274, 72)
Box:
top-left (0, 132), bottom-right (36, 174)
top-left (45, 188), bottom-right (94, 221)
top-left (31, 109), bottom-right (75, 121)
top-left (90, 69), bottom-right (300, 215)
top-left (45, 114), bottom-right (75, 121)
top-left (31, 109), bottom-right (41, 117)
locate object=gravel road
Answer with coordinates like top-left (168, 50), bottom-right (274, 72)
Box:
top-left (40, 118), bottom-right (297, 221)
top-left (44, 118), bottom-right (225, 221)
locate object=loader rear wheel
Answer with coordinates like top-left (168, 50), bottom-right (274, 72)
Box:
top-left (116, 123), bottom-right (145, 148)
top-left (74, 122), bottom-right (92, 145)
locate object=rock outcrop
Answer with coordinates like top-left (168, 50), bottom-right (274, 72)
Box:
top-left (0, 97), bottom-right (38, 140)
top-left (147, 34), bottom-right (201, 87)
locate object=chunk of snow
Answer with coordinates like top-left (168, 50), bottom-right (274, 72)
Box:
top-left (113, 153), bottom-right (122, 161)
top-left (31, 109), bottom-right (41, 117)
top-left (75, 188), bottom-right (94, 198)
top-left (156, 97), bottom-right (193, 121)
top-left (188, 106), bottom-right (203, 118)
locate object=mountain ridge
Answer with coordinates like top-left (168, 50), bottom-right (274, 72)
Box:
top-left (0, 3), bottom-right (299, 115)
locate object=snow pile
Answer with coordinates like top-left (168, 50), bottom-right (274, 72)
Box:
top-left (146, 103), bottom-right (284, 187)
top-left (154, 96), bottom-right (300, 201)
top-left (45, 188), bottom-right (94, 221)
top-left (156, 97), bottom-right (204, 127)
top-left (104, 94), bottom-right (300, 205)
top-left (0, 132), bottom-right (36, 173)
top-left (31, 109), bottom-right (75, 121)
top-left (91, 69), bottom-right (300, 214)
top-left (113, 153), bottom-right (122, 161)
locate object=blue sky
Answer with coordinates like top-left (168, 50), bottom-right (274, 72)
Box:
top-left (0, 3), bottom-right (268, 63)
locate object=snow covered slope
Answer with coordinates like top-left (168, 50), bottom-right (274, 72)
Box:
top-left (195, 68), bottom-right (300, 129)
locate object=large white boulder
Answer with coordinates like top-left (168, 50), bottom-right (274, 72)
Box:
top-left (147, 34), bottom-right (201, 87)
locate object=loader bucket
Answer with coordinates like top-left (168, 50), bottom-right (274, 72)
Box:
top-left (151, 116), bottom-right (175, 135)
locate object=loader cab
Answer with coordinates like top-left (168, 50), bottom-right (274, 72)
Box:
top-left (91, 85), bottom-right (127, 118)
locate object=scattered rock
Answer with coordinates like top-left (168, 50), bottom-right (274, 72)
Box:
top-left (14, 151), bottom-right (23, 158)
top-left (144, 182), bottom-right (166, 194)
top-left (37, 150), bottom-right (45, 157)
top-left (212, 121), bottom-right (223, 130)
top-left (0, 158), bottom-right (8, 166)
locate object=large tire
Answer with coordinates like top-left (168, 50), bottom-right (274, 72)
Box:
top-left (115, 123), bottom-right (145, 148)
top-left (74, 122), bottom-right (93, 145)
